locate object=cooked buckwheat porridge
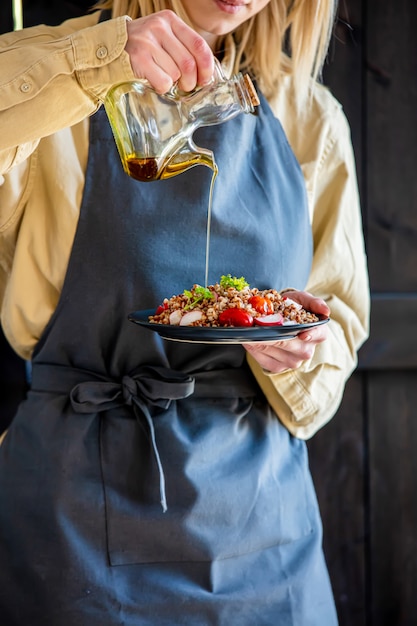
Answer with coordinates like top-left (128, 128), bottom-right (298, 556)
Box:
top-left (149, 275), bottom-right (319, 328)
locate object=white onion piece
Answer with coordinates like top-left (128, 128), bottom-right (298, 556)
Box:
top-left (253, 313), bottom-right (284, 326)
top-left (169, 310), bottom-right (183, 325)
top-left (283, 297), bottom-right (302, 310)
top-left (179, 310), bottom-right (203, 326)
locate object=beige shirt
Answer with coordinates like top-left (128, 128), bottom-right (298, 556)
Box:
top-left (0, 12), bottom-right (370, 438)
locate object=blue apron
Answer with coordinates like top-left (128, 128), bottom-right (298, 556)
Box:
top-left (0, 84), bottom-right (338, 624)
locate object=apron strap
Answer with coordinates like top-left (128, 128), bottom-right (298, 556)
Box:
top-left (31, 362), bottom-right (259, 399)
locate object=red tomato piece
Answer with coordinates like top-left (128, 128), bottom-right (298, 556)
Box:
top-left (155, 303), bottom-right (168, 315)
top-left (218, 308), bottom-right (254, 327)
top-left (248, 295), bottom-right (274, 315)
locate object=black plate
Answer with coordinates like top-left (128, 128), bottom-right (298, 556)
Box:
top-left (128, 309), bottom-right (330, 344)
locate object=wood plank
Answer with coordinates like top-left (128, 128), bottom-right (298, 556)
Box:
top-left (358, 294), bottom-right (417, 369)
top-left (366, 0), bottom-right (417, 291)
top-left (323, 0), bottom-right (364, 195)
top-left (308, 374), bottom-right (366, 626)
top-left (0, 1), bottom-right (13, 33)
top-left (317, 3), bottom-right (368, 624)
top-left (368, 371), bottom-right (417, 624)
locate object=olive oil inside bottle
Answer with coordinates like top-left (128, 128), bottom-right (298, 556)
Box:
top-left (125, 153), bottom-right (215, 181)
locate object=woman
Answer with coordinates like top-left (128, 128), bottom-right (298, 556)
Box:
top-left (0, 1), bottom-right (369, 624)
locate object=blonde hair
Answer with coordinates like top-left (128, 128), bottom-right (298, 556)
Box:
top-left (94, 0), bottom-right (337, 105)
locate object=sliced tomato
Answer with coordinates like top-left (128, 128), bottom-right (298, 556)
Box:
top-left (219, 308), bottom-right (254, 327)
top-left (248, 295), bottom-right (274, 315)
top-left (253, 313), bottom-right (284, 326)
top-left (155, 302), bottom-right (168, 315)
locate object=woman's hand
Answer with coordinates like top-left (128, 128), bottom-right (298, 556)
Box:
top-left (243, 291), bottom-right (330, 374)
top-left (125, 10), bottom-right (214, 94)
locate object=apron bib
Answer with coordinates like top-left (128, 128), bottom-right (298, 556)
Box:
top-left (0, 83), bottom-right (338, 625)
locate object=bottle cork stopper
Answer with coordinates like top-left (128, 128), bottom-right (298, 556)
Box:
top-left (243, 74), bottom-right (260, 107)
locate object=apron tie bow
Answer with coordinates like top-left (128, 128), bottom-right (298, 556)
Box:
top-left (121, 375), bottom-right (137, 406)
top-left (69, 365), bottom-right (195, 415)
top-left (69, 366), bottom-right (195, 512)
top-left (55, 365), bottom-right (195, 513)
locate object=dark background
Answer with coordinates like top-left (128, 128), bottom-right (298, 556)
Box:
top-left (1, 1), bottom-right (417, 624)
top-left (309, 1), bottom-right (417, 625)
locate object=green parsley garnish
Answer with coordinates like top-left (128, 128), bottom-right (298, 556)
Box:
top-left (220, 274), bottom-right (249, 291)
top-left (183, 285), bottom-right (214, 309)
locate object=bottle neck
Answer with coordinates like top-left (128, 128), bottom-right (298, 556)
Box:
top-left (179, 67), bottom-right (259, 129)
top-left (232, 73), bottom-right (259, 114)
top-left (211, 57), bottom-right (259, 114)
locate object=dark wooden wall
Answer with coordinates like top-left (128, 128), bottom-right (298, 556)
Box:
top-left (308, 1), bottom-right (417, 625)
top-left (1, 1), bottom-right (417, 624)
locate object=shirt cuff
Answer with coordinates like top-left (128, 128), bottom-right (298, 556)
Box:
top-left (246, 321), bottom-right (355, 440)
top-left (73, 16), bottom-right (135, 100)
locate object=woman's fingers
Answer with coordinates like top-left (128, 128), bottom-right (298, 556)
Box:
top-left (244, 318), bottom-right (330, 374)
top-left (283, 290), bottom-right (331, 318)
top-left (125, 10), bottom-right (214, 94)
top-left (168, 13), bottom-right (214, 89)
top-left (244, 342), bottom-right (303, 373)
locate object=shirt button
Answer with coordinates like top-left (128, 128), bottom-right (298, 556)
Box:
top-left (20, 82), bottom-right (32, 93)
top-left (96, 46), bottom-right (108, 60)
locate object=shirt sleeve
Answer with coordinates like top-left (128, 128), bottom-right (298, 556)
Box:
top-left (247, 102), bottom-right (370, 439)
top-left (0, 12), bottom-right (134, 174)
